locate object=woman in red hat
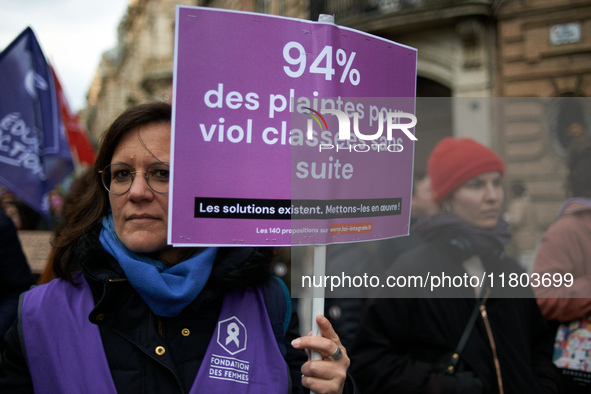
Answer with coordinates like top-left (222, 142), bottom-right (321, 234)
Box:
top-left (350, 137), bottom-right (560, 394)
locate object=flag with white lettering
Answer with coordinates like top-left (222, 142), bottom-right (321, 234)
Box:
top-left (0, 27), bottom-right (74, 218)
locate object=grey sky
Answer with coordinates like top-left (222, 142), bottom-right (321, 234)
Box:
top-left (1, 0), bottom-right (129, 111)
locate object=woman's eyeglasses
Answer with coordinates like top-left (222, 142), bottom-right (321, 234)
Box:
top-left (99, 162), bottom-right (170, 195)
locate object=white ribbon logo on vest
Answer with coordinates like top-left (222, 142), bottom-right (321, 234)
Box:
top-left (226, 322), bottom-right (240, 347)
top-left (209, 316), bottom-right (250, 384)
top-left (217, 316), bottom-right (247, 355)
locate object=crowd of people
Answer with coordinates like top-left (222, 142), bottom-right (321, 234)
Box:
top-left (350, 137), bottom-right (560, 393)
top-left (0, 101), bottom-right (589, 393)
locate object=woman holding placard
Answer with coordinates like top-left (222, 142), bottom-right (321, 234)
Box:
top-left (0, 102), bottom-right (355, 394)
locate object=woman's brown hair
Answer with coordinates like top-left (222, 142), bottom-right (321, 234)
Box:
top-left (52, 102), bottom-right (172, 282)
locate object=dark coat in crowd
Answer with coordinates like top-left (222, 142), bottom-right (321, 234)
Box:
top-left (0, 211), bottom-right (35, 352)
top-left (324, 232), bottom-right (423, 350)
top-left (350, 224), bottom-right (561, 394)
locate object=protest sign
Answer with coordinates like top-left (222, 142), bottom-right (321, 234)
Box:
top-left (170, 7), bottom-right (417, 246)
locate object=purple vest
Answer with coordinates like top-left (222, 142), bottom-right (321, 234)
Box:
top-left (21, 272), bottom-right (289, 393)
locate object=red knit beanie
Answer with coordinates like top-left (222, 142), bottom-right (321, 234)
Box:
top-left (428, 137), bottom-right (505, 204)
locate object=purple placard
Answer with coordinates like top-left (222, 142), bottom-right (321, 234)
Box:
top-left (170, 6), bottom-right (417, 246)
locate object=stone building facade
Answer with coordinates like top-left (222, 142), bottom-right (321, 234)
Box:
top-left (320, 0), bottom-right (591, 234)
top-left (326, 0), bottom-right (499, 174)
top-left (83, 0), bottom-right (308, 141)
top-left (84, 0), bottom-right (182, 138)
top-left (495, 0), bottom-right (591, 229)
top-left (82, 0), bottom-right (591, 237)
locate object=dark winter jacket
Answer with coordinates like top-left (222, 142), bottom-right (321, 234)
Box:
top-left (0, 212), bottom-right (35, 352)
top-left (0, 226), bottom-right (307, 393)
top-left (350, 238), bottom-right (561, 394)
top-left (324, 232), bottom-right (423, 350)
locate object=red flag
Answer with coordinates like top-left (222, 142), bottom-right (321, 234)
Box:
top-left (51, 67), bottom-right (96, 166)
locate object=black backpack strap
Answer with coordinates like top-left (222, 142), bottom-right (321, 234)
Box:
top-left (445, 286), bottom-right (490, 375)
top-left (261, 276), bottom-right (292, 357)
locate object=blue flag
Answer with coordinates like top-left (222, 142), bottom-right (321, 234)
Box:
top-left (0, 27), bottom-right (74, 218)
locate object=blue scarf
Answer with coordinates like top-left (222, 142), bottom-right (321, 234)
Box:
top-left (99, 215), bottom-right (218, 317)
